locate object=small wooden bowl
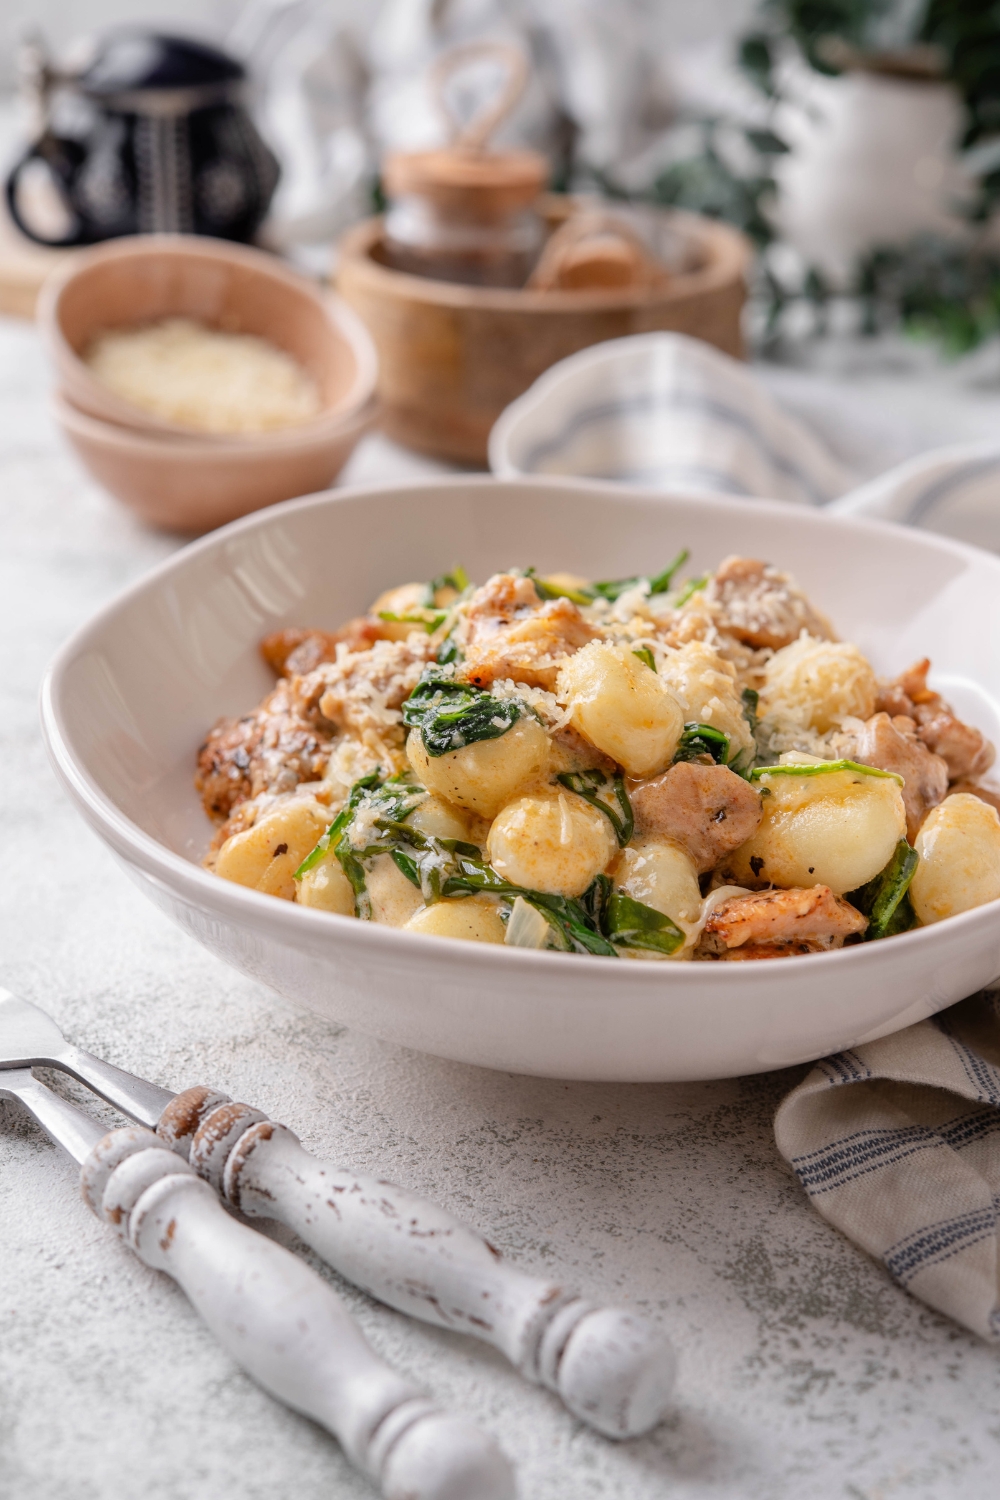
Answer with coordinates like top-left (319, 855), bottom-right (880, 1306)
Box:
top-left (336, 200), bottom-right (751, 464)
top-left (38, 234), bottom-right (377, 442)
top-left (53, 392), bottom-right (375, 534)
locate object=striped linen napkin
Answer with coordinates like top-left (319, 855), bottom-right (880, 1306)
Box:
top-left (490, 332), bottom-right (1000, 554)
top-left (775, 989), bottom-right (1000, 1339)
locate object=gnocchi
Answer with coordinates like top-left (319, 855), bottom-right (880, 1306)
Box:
top-left (404, 896), bottom-right (506, 943)
top-left (366, 853), bottom-right (425, 927)
top-left (487, 791), bottom-right (618, 897)
top-left (658, 641), bottom-right (755, 767)
top-left (407, 716), bottom-right (548, 818)
top-left (371, 581), bottom-right (434, 640)
top-left (726, 764), bottom-right (906, 895)
top-left (215, 799), bottom-right (331, 900)
top-left (297, 853), bottom-right (355, 914)
top-left (614, 839), bottom-right (702, 930)
top-left (759, 638), bottom-right (878, 734)
top-left (557, 641), bottom-right (684, 778)
top-left (199, 554), bottom-right (999, 961)
top-left (911, 793), bottom-right (1000, 924)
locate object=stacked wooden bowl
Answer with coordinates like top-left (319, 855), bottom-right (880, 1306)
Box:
top-left (39, 235), bottom-right (377, 532)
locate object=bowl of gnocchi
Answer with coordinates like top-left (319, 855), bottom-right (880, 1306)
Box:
top-left (41, 478), bottom-right (1000, 1080)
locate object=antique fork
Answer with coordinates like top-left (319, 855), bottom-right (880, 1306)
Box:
top-left (0, 1064), bottom-right (514, 1500)
top-left (0, 987), bottom-right (675, 1439)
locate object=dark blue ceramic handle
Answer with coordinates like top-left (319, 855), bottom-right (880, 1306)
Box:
top-left (5, 136), bottom-right (89, 247)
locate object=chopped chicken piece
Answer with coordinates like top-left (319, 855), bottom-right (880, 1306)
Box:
top-left (875, 657), bottom-right (937, 717)
top-left (459, 573), bottom-right (596, 690)
top-left (630, 763), bottom-right (762, 873)
top-left (705, 557), bottom-right (833, 651)
top-left (547, 724), bottom-right (617, 778)
top-left (196, 681), bottom-right (333, 821)
top-left (698, 885), bottom-right (867, 956)
top-left (303, 636), bottom-right (433, 745)
top-left (875, 659), bottom-right (995, 782)
top-left (197, 632), bottom-right (431, 823)
top-left (913, 709), bottom-right (995, 782)
top-left (843, 711), bottom-right (948, 840)
top-left (713, 940), bottom-right (832, 961)
top-left (261, 619), bottom-right (385, 677)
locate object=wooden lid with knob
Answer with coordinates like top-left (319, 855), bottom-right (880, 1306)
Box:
top-left (382, 42), bottom-right (548, 224)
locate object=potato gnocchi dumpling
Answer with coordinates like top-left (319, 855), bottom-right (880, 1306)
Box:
top-left (297, 852), bottom-right (355, 914)
top-left (911, 793), bottom-right (1000, 924)
top-left (407, 716), bottom-right (548, 818)
top-left (614, 840), bottom-right (702, 931)
top-left (557, 642), bottom-right (684, 778)
top-left (404, 895), bottom-right (506, 944)
top-left (199, 554), bottom-right (999, 960)
top-left (214, 799), bottom-right (331, 901)
top-left (487, 791), bottom-right (619, 897)
top-left (366, 853), bottom-right (426, 927)
top-left (658, 641), bottom-right (755, 768)
top-left (726, 763), bottom-right (906, 895)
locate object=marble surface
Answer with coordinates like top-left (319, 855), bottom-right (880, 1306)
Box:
top-left (4, 314), bottom-right (1000, 1500)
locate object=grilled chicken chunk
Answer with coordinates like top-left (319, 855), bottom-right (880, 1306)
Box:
top-left (698, 884), bottom-right (867, 957)
top-left (876, 658), bottom-right (995, 782)
top-left (196, 681), bottom-right (334, 821)
top-left (705, 557), bottom-right (833, 651)
top-left (630, 762), bottom-right (762, 873)
top-left (261, 619), bottom-right (387, 677)
top-left (914, 708), bottom-right (995, 782)
top-left (459, 573), bottom-right (595, 691)
top-left (844, 711), bottom-right (948, 840)
top-left (304, 636), bottom-right (433, 744)
top-left (712, 940), bottom-right (834, 961)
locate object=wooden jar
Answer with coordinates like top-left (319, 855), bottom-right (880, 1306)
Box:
top-left (336, 199), bottom-right (752, 464)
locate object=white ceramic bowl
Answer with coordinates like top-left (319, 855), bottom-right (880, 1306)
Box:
top-left (41, 478), bottom-right (1000, 1082)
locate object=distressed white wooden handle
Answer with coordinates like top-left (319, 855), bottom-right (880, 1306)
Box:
top-left (159, 1091), bottom-right (676, 1439)
top-left (81, 1127), bottom-right (515, 1500)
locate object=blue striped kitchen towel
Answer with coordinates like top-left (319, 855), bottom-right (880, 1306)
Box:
top-left (490, 332), bottom-right (1000, 554)
top-left (775, 989), bottom-right (1000, 1338)
top-left (830, 440), bottom-right (1000, 555)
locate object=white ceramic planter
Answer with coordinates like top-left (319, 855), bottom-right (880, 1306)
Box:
top-left (773, 64), bottom-right (971, 285)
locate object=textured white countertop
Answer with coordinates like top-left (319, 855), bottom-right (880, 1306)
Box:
top-left (3, 314), bottom-right (1000, 1500)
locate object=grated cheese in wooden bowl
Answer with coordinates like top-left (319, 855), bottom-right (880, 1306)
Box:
top-left (84, 317), bottom-right (323, 435)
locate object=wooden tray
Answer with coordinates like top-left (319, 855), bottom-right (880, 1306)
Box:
top-left (336, 200), bottom-right (751, 464)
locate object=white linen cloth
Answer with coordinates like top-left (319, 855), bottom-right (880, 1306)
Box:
top-left (774, 991), bottom-right (1000, 1342)
top-left (488, 331), bottom-right (1000, 555)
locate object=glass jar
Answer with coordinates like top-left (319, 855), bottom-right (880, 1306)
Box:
top-left (381, 147), bottom-right (547, 288)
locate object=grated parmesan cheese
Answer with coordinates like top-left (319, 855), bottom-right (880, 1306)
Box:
top-left (489, 677), bottom-right (572, 730)
top-left (758, 636), bottom-right (877, 736)
top-left (84, 317), bottom-right (322, 434)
